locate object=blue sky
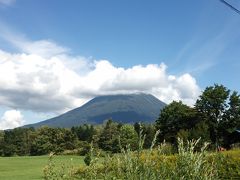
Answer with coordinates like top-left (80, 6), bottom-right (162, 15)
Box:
top-left (0, 0), bottom-right (240, 129)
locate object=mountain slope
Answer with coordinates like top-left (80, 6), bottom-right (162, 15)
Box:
top-left (25, 93), bottom-right (166, 128)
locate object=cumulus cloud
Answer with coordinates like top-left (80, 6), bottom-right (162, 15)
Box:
top-left (0, 45), bottom-right (201, 115)
top-left (0, 50), bottom-right (87, 113)
top-left (73, 60), bottom-right (200, 106)
top-left (0, 110), bottom-right (25, 130)
top-left (0, 26), bottom-right (201, 114)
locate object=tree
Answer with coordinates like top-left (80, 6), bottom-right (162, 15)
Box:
top-left (177, 121), bottom-right (210, 150)
top-left (220, 91), bottom-right (240, 148)
top-left (143, 124), bottom-right (156, 148)
top-left (156, 101), bottom-right (197, 144)
top-left (1, 128), bottom-right (35, 156)
top-left (195, 84), bottom-right (230, 148)
top-left (0, 131), bottom-right (4, 156)
top-left (71, 124), bottom-right (96, 142)
top-left (134, 123), bottom-right (156, 148)
top-left (119, 124), bottom-right (138, 150)
top-left (30, 126), bottom-right (79, 155)
top-left (98, 119), bottom-right (121, 152)
top-left (224, 91), bottom-right (240, 130)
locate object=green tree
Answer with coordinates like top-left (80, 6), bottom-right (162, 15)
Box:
top-left (71, 124), bottom-right (96, 142)
top-left (30, 126), bottom-right (78, 155)
top-left (98, 119), bottom-right (121, 153)
top-left (224, 91), bottom-right (240, 130)
top-left (0, 131), bottom-right (4, 156)
top-left (195, 84), bottom-right (230, 148)
top-left (1, 128), bottom-right (35, 156)
top-left (134, 123), bottom-right (156, 148)
top-left (143, 124), bottom-right (156, 148)
top-left (156, 101), bottom-right (197, 144)
top-left (61, 128), bottom-right (77, 150)
top-left (119, 124), bottom-right (138, 150)
top-left (177, 121), bottom-right (210, 150)
top-left (220, 91), bottom-right (240, 148)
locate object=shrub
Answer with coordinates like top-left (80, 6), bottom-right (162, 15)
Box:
top-left (77, 141), bottom-right (91, 156)
top-left (175, 138), bottom-right (216, 179)
top-left (43, 152), bottom-right (77, 180)
top-left (43, 133), bottom-right (240, 179)
top-left (74, 132), bottom-right (217, 179)
top-left (84, 154), bottom-right (91, 166)
top-left (214, 150), bottom-right (240, 179)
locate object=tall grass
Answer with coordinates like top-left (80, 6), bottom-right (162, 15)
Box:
top-left (43, 153), bottom-right (77, 180)
top-left (43, 130), bottom-right (221, 179)
top-left (174, 138), bottom-right (215, 179)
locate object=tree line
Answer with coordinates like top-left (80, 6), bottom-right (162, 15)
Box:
top-left (156, 84), bottom-right (240, 149)
top-left (0, 120), bottom-right (155, 156)
top-left (0, 84), bottom-right (239, 156)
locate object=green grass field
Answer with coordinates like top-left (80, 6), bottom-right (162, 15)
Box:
top-left (0, 155), bottom-right (84, 180)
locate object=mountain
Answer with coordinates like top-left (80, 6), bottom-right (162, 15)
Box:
top-left (25, 93), bottom-right (166, 128)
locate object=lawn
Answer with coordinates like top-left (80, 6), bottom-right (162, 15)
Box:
top-left (0, 155), bottom-right (84, 180)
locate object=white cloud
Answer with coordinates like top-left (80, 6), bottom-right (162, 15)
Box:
top-left (16, 39), bottom-right (69, 58)
top-left (0, 50), bottom-right (86, 113)
top-left (0, 26), bottom-right (201, 115)
top-left (0, 110), bottom-right (25, 130)
top-left (0, 24), bottom-right (69, 58)
top-left (73, 60), bottom-right (200, 106)
top-left (0, 45), bottom-right (201, 115)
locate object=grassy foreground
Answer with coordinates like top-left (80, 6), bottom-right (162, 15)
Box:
top-left (0, 155), bottom-right (84, 180)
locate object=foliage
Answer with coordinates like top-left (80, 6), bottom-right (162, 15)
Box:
top-left (1, 83), bottom-right (240, 158)
top-left (156, 84), bottom-right (240, 149)
top-left (46, 134), bottom-right (220, 179)
top-left (195, 84), bottom-right (230, 148)
top-left (0, 131), bottom-right (4, 156)
top-left (213, 151), bottom-right (240, 179)
top-left (83, 143), bottom-right (94, 166)
top-left (119, 124), bottom-right (138, 150)
top-left (71, 124), bottom-right (96, 142)
top-left (98, 119), bottom-right (121, 153)
top-left (40, 126), bottom-right (240, 179)
top-left (43, 153), bottom-right (77, 180)
top-left (156, 101), bottom-right (198, 144)
top-left (220, 91), bottom-right (240, 148)
top-left (196, 84), bottom-right (240, 148)
top-left (0, 120), bottom-right (155, 157)
top-left (175, 138), bottom-right (215, 179)
top-left (134, 122), bottom-right (156, 148)
top-left (2, 128), bottom-right (35, 156)
top-left (30, 127), bottom-right (77, 155)
top-left (84, 154), bottom-right (91, 166)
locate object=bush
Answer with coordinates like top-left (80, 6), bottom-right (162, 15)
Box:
top-left (74, 133), bottom-right (217, 179)
top-left (214, 150), bottom-right (240, 179)
top-left (77, 141), bottom-right (91, 156)
top-left (84, 154), bottom-right (91, 166)
top-left (175, 138), bottom-right (215, 179)
top-left (43, 153), bottom-right (77, 180)
top-left (43, 133), bottom-right (240, 179)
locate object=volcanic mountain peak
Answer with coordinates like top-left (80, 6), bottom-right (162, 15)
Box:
top-left (25, 93), bottom-right (166, 128)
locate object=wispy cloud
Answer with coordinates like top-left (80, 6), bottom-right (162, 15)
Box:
top-left (173, 11), bottom-right (240, 76)
top-left (0, 0), bottom-right (15, 6)
top-left (0, 24), bottom-right (201, 114)
top-left (0, 23), bottom-right (69, 58)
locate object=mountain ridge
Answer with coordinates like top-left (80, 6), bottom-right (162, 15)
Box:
top-left (24, 93), bottom-right (166, 128)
